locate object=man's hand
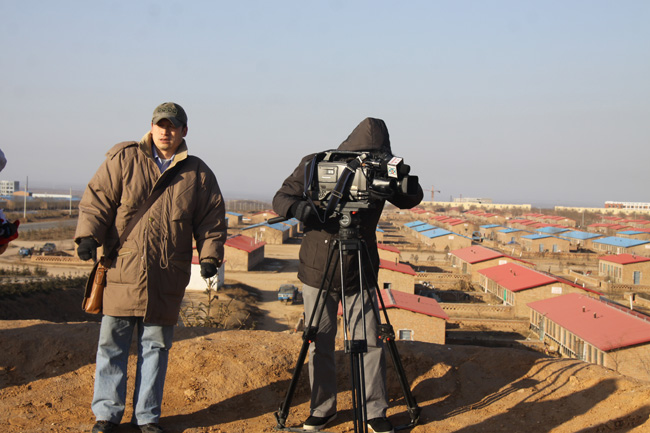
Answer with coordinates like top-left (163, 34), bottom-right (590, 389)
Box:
top-left (77, 237), bottom-right (99, 261)
top-left (290, 201), bottom-right (315, 223)
top-left (200, 260), bottom-right (219, 278)
top-left (0, 221), bottom-right (17, 239)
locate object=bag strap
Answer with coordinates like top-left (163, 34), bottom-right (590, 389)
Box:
top-left (103, 159), bottom-right (186, 263)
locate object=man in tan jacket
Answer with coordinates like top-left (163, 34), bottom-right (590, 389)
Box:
top-left (75, 102), bottom-right (227, 433)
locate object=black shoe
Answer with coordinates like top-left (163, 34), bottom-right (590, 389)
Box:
top-left (368, 417), bottom-right (394, 433)
top-left (303, 413), bottom-right (337, 431)
top-left (138, 424), bottom-right (163, 433)
top-left (92, 421), bottom-right (118, 433)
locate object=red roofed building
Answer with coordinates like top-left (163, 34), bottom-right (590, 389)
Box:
top-left (599, 254), bottom-right (650, 285)
top-left (378, 259), bottom-right (417, 295)
top-left (478, 262), bottom-right (600, 318)
top-left (528, 293), bottom-right (650, 380)
top-left (378, 289), bottom-right (449, 344)
top-left (377, 243), bottom-right (401, 263)
top-left (450, 245), bottom-right (533, 283)
top-left (224, 234), bottom-right (266, 271)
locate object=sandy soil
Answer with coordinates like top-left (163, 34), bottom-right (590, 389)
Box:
top-left (2, 241), bottom-right (650, 432)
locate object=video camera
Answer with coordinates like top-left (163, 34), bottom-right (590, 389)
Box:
top-left (306, 150), bottom-right (419, 206)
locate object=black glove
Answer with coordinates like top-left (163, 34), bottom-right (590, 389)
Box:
top-left (290, 201), bottom-right (315, 224)
top-left (0, 221), bottom-right (17, 239)
top-left (200, 261), bottom-right (218, 278)
top-left (77, 237), bottom-right (99, 261)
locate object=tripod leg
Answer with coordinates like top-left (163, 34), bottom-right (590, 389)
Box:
top-left (275, 242), bottom-right (340, 429)
top-left (359, 241), bottom-right (422, 429)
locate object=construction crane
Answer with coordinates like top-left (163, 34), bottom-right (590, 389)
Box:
top-left (424, 186), bottom-right (440, 202)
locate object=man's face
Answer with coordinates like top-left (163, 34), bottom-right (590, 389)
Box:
top-left (151, 118), bottom-right (187, 157)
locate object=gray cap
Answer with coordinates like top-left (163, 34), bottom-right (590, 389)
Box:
top-left (152, 102), bottom-right (188, 127)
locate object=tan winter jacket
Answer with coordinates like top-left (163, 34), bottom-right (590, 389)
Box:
top-left (75, 133), bottom-right (227, 325)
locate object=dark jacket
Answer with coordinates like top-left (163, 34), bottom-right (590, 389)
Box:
top-left (273, 118), bottom-right (423, 291)
top-left (75, 133), bottom-right (227, 325)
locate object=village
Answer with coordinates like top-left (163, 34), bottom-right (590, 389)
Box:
top-left (212, 200), bottom-right (650, 384)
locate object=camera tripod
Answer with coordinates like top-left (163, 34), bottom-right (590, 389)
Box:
top-left (274, 211), bottom-right (421, 433)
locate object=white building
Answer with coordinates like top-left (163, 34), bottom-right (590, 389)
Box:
top-left (0, 180), bottom-right (20, 196)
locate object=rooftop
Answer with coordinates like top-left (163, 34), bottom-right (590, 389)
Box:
top-left (528, 293), bottom-right (650, 351)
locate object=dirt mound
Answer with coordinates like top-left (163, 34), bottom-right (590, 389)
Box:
top-left (2, 320), bottom-right (650, 433)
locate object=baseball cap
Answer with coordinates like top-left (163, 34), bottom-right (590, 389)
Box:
top-left (152, 102), bottom-right (188, 127)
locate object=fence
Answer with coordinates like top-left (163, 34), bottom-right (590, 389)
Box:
top-left (30, 255), bottom-right (92, 266)
top-left (441, 303), bottom-right (515, 320)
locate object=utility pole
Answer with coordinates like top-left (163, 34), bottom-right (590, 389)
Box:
top-left (23, 176), bottom-right (28, 219)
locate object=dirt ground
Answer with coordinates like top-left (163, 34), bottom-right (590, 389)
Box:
top-left (3, 242), bottom-right (650, 432)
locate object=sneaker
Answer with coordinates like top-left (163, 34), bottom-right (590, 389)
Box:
top-left (138, 424), bottom-right (164, 433)
top-left (303, 413), bottom-right (337, 431)
top-left (367, 417), bottom-right (394, 433)
top-left (91, 421), bottom-right (118, 433)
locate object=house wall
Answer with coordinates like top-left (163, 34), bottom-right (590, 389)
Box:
top-left (496, 231), bottom-right (528, 245)
top-left (422, 234), bottom-right (472, 252)
top-left (479, 226), bottom-right (502, 241)
top-left (384, 309), bottom-right (446, 344)
top-left (521, 237), bottom-right (571, 253)
top-left (599, 260), bottom-right (650, 285)
top-left (243, 226), bottom-right (286, 245)
top-left (482, 277), bottom-right (597, 318)
top-left (224, 247), bottom-right (249, 271)
top-left (378, 249), bottom-right (401, 263)
top-left (592, 242), bottom-right (650, 255)
top-left (530, 309), bottom-right (650, 381)
top-left (377, 269), bottom-right (415, 295)
top-left (612, 345), bottom-right (650, 381)
top-left (249, 212), bottom-right (278, 224)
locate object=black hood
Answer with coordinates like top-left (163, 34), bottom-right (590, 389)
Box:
top-left (337, 117), bottom-right (391, 153)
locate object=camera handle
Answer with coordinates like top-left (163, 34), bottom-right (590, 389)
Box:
top-left (274, 219), bottom-right (421, 432)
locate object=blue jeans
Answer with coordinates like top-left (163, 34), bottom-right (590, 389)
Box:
top-left (92, 315), bottom-right (174, 425)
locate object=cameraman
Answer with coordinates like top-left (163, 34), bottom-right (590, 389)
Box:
top-left (272, 118), bottom-right (423, 433)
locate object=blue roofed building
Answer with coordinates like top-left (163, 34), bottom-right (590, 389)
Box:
top-left (404, 220), bottom-right (427, 229)
top-left (521, 234), bottom-right (571, 253)
top-left (496, 228), bottom-right (530, 245)
top-left (559, 231), bottom-right (603, 250)
top-left (535, 226), bottom-right (570, 236)
top-left (419, 227), bottom-right (471, 251)
top-left (592, 237), bottom-right (650, 255)
top-left (479, 224), bottom-right (503, 241)
top-left (242, 221), bottom-right (291, 244)
top-left (617, 230), bottom-right (650, 241)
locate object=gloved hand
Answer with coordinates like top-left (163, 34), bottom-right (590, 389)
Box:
top-left (290, 201), bottom-right (315, 224)
top-left (77, 237), bottom-right (99, 261)
top-left (0, 221), bottom-right (18, 239)
top-left (200, 260), bottom-right (219, 278)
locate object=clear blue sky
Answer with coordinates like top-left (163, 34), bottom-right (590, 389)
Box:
top-left (1, 1), bottom-right (648, 208)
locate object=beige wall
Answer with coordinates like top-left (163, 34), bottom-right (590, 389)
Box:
top-left (521, 237), bottom-right (571, 253)
top-left (483, 277), bottom-right (597, 318)
top-left (378, 249), bottom-right (400, 263)
top-left (384, 309), bottom-right (446, 344)
top-left (224, 245), bottom-right (265, 271)
top-left (378, 269), bottom-right (415, 294)
top-left (599, 260), bottom-right (650, 285)
top-left (452, 256), bottom-right (528, 283)
top-left (243, 226), bottom-right (287, 245)
top-left (422, 233), bottom-right (472, 252)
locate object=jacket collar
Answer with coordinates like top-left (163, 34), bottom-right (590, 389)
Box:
top-left (139, 132), bottom-right (188, 165)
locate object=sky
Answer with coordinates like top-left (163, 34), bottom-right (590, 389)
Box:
top-left (1, 1), bottom-right (648, 208)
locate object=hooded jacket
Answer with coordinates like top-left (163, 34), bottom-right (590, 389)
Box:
top-left (75, 133), bottom-right (227, 325)
top-left (273, 118), bottom-right (423, 291)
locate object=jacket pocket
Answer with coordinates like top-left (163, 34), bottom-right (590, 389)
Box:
top-left (106, 248), bottom-right (139, 285)
top-left (161, 259), bottom-right (191, 297)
